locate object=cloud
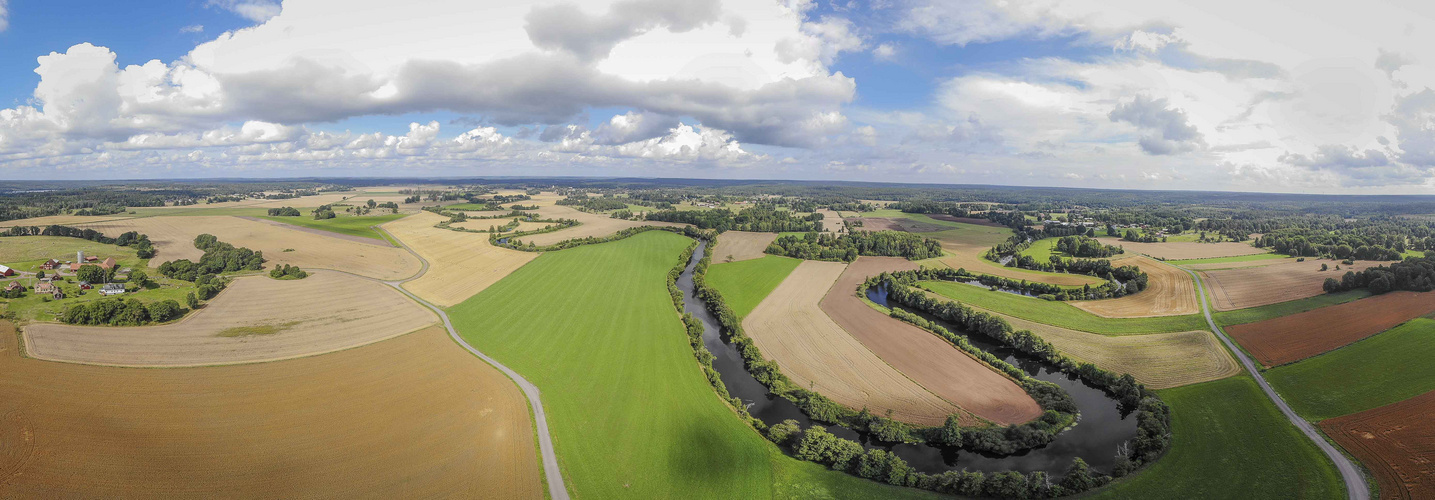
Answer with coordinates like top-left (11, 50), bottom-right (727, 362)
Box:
top-left (206, 0), bottom-right (281, 23)
top-left (180, 25), bottom-right (205, 34)
top-left (0, 0), bottom-right (9, 32)
top-left (591, 111), bottom-right (679, 144)
top-left (1109, 95), bottom-right (1206, 155)
top-left (1388, 88), bottom-right (1435, 167)
top-left (896, 0), bottom-right (1069, 46)
top-left (872, 42), bottom-right (897, 61)
top-left (1376, 49), bottom-right (1413, 79)
top-left (525, 0), bottom-right (723, 60)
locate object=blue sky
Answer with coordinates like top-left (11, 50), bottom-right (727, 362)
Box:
top-left (0, 0), bottom-right (1432, 193)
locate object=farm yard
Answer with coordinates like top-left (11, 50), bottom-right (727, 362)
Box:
top-left (0, 323), bottom-right (542, 498)
top-left (820, 257), bottom-right (1043, 425)
top-left (74, 215), bottom-right (422, 280)
top-left (1225, 290), bottom-right (1435, 367)
top-left (1267, 318), bottom-right (1435, 420)
top-left (1321, 390), bottom-right (1435, 500)
top-left (1199, 258), bottom-right (1376, 311)
top-left (23, 271), bottom-right (436, 366)
top-left (1071, 256), bottom-right (1199, 317)
top-left (744, 259), bottom-right (964, 425)
top-left (712, 230), bottom-right (779, 262)
top-left (383, 211), bottom-right (537, 307)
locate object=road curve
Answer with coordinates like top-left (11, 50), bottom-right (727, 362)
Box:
top-left (1180, 268), bottom-right (1368, 500)
top-left (376, 225), bottom-right (569, 500)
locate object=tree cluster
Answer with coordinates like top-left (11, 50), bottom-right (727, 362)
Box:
top-left (646, 207), bottom-right (822, 232)
top-left (61, 298), bottom-right (184, 326)
top-left (2, 225), bottom-right (155, 258)
top-left (1054, 235), bottom-right (1123, 258)
top-left (1324, 256), bottom-right (1435, 294)
top-left (267, 207), bottom-right (301, 216)
top-left (269, 264), bottom-right (309, 280)
top-left (312, 205), bottom-right (336, 220)
top-left (157, 234), bottom-right (264, 282)
top-left (766, 231), bottom-right (941, 262)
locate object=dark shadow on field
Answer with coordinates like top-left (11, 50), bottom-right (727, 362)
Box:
top-left (669, 419), bottom-right (744, 487)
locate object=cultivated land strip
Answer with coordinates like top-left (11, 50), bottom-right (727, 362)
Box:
top-left (1183, 267), bottom-right (1370, 500)
top-left (375, 226), bottom-right (568, 500)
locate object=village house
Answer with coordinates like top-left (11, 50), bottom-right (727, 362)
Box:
top-left (99, 283), bottom-right (126, 296)
top-left (5, 282), bottom-right (23, 292)
top-left (39, 259), bottom-right (59, 270)
top-left (0, 265), bottom-right (13, 277)
top-left (34, 281), bottom-right (56, 294)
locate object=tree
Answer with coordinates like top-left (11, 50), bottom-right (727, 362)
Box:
top-left (186, 291), bottom-right (199, 309)
top-left (127, 269), bottom-right (149, 288)
top-left (367, 199), bottom-right (377, 209)
top-left (146, 300), bottom-right (182, 322)
top-left (76, 264), bottom-right (108, 284)
top-left (35, 270), bottom-right (45, 280)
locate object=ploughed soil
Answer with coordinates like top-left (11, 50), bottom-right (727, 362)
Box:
top-left (1201, 258), bottom-right (1377, 311)
top-left (1227, 290), bottom-right (1435, 367)
top-left (1322, 389), bottom-right (1435, 500)
top-left (0, 322), bottom-right (542, 498)
top-left (821, 257), bottom-right (1043, 425)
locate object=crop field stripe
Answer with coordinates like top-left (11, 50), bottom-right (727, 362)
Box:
top-left (1199, 258), bottom-right (1378, 311)
top-left (1091, 376), bottom-right (1344, 499)
top-left (1320, 389), bottom-right (1435, 500)
top-left (706, 255), bottom-right (802, 319)
top-left (1165, 252), bottom-right (1287, 266)
top-left (1211, 289), bottom-right (1372, 326)
top-left (1267, 318), bottom-right (1435, 421)
top-left (1071, 256), bottom-right (1199, 318)
top-left (917, 280), bottom-right (1207, 334)
top-left (255, 213), bottom-right (408, 240)
top-left (1225, 290), bottom-right (1435, 367)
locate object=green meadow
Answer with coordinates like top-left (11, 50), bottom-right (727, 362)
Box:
top-left (1267, 318), bottom-right (1435, 420)
top-left (917, 280), bottom-right (1207, 334)
top-left (706, 255), bottom-right (801, 318)
top-left (258, 213), bottom-right (408, 241)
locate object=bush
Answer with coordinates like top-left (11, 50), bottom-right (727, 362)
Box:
top-left (145, 300), bottom-right (182, 322)
top-left (269, 264), bottom-right (309, 280)
top-left (267, 207), bottom-right (301, 216)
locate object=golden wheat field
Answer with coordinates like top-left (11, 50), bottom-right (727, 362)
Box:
top-left (383, 212), bottom-right (538, 307)
top-left (1072, 256), bottom-right (1199, 317)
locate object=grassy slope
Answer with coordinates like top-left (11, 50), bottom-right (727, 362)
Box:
top-left (257, 214), bottom-right (408, 240)
top-left (706, 256), bottom-right (802, 318)
top-left (1267, 318), bottom-right (1435, 420)
top-left (1092, 376), bottom-right (1343, 499)
top-left (1211, 289), bottom-right (1372, 326)
top-left (917, 280), bottom-right (1207, 334)
top-left (449, 231), bottom-right (936, 499)
top-left (1165, 253), bottom-right (1285, 266)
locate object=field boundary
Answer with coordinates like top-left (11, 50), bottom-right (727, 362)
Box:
top-left (1183, 268), bottom-right (1370, 500)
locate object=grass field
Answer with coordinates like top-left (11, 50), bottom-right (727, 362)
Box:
top-left (4, 275), bottom-right (198, 322)
top-left (258, 213), bottom-right (407, 240)
top-left (1018, 236), bottom-right (1066, 262)
top-left (707, 255), bottom-right (801, 318)
top-left (448, 231), bottom-right (937, 499)
top-left (1267, 318), bottom-right (1435, 420)
top-left (1092, 376), bottom-right (1343, 499)
top-left (917, 280), bottom-right (1208, 334)
top-left (1166, 253), bottom-right (1286, 266)
top-left (1211, 289), bottom-right (1372, 326)
top-left (0, 235), bottom-right (145, 273)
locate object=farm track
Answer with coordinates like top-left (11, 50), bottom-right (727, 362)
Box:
top-left (374, 226), bottom-right (569, 500)
top-left (1183, 267), bottom-right (1369, 500)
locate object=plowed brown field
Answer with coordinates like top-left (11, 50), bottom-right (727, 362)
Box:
top-left (384, 212), bottom-right (537, 307)
top-left (76, 216), bottom-right (422, 280)
top-left (1201, 259), bottom-right (1376, 311)
top-left (1227, 291), bottom-right (1435, 367)
top-left (712, 231), bottom-right (778, 262)
top-left (744, 260), bottom-right (964, 426)
top-left (23, 271), bottom-right (436, 366)
top-left (0, 322), bottom-right (542, 498)
top-left (1071, 256), bottom-right (1199, 317)
top-left (822, 257), bottom-right (1041, 425)
top-left (1322, 389), bottom-right (1435, 500)
top-left (1104, 240), bottom-right (1268, 260)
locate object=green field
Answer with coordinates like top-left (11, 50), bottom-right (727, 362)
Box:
top-left (1165, 253), bottom-right (1286, 266)
top-left (917, 280), bottom-right (1207, 334)
top-left (1267, 318), bottom-right (1435, 420)
top-left (449, 231), bottom-right (937, 499)
top-left (1211, 289), bottom-right (1371, 326)
top-left (706, 255), bottom-right (801, 318)
top-left (3, 275), bottom-right (198, 322)
top-left (1092, 376), bottom-right (1343, 499)
top-left (258, 214), bottom-right (408, 241)
top-left (1018, 236), bottom-right (1063, 262)
top-left (0, 236), bottom-right (146, 273)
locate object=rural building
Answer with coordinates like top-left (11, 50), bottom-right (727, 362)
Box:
top-left (5, 282), bottom-right (23, 292)
top-left (84, 256), bottom-right (99, 262)
top-left (34, 282), bottom-right (56, 294)
top-left (0, 265), bottom-right (12, 277)
top-left (100, 257), bottom-right (117, 270)
top-left (68, 263), bottom-right (81, 272)
top-left (77, 281), bottom-right (92, 290)
top-left (100, 283), bottom-right (126, 296)
top-left (39, 259), bottom-right (59, 270)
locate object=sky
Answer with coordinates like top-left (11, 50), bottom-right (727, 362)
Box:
top-left (1, 0), bottom-right (1434, 193)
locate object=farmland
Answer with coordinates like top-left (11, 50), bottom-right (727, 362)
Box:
top-left (1200, 258), bottom-right (1376, 311)
top-left (0, 323), bottom-right (543, 498)
top-left (1267, 318), bottom-right (1435, 420)
top-left (23, 271), bottom-right (436, 366)
top-left (0, 235), bottom-right (144, 272)
top-left (706, 255), bottom-right (801, 318)
top-left (1321, 389), bottom-right (1435, 500)
top-left (744, 259), bottom-right (963, 425)
top-left (1211, 289), bottom-right (1371, 326)
top-left (1071, 256), bottom-right (1199, 318)
top-left (917, 280), bottom-right (1208, 334)
top-left (1097, 238), bottom-right (1268, 260)
top-left (929, 221), bottom-right (1108, 287)
top-left (447, 231), bottom-right (937, 499)
top-left (256, 213), bottom-right (407, 241)
top-left (383, 211), bottom-right (537, 307)
top-left (989, 308), bottom-right (1240, 389)
top-left (75, 215), bottom-right (421, 280)
top-left (1165, 252), bottom-right (1288, 266)
top-left (711, 230), bottom-right (779, 262)
top-left (1092, 376), bottom-right (1343, 499)
top-left (1225, 290), bottom-right (1435, 367)
top-left (820, 257), bottom-right (1043, 425)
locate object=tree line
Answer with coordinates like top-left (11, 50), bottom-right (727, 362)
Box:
top-left (267, 207), bottom-right (301, 216)
top-left (1056, 235), bottom-right (1123, 257)
top-left (61, 298), bottom-right (184, 326)
top-left (765, 231), bottom-right (942, 262)
top-left (1324, 256), bottom-right (1435, 294)
top-left (2, 225), bottom-right (156, 258)
top-left (645, 207), bottom-right (823, 233)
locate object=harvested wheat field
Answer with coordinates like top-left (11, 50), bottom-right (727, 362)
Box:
top-left (1226, 291), bottom-right (1435, 367)
top-left (745, 260), bottom-right (964, 426)
top-left (23, 271), bottom-right (436, 366)
top-left (963, 300), bottom-right (1240, 388)
top-left (815, 209), bottom-right (842, 232)
top-left (1180, 257), bottom-right (1299, 271)
top-left (76, 216), bottom-right (421, 280)
top-left (1201, 259), bottom-right (1376, 311)
top-left (821, 257), bottom-right (1041, 425)
top-left (0, 322), bottom-right (541, 498)
top-left (1321, 389), bottom-right (1435, 500)
top-left (1104, 240), bottom-right (1267, 260)
top-left (713, 231), bottom-right (778, 262)
top-left (384, 212), bottom-right (537, 307)
top-left (516, 203), bottom-right (684, 246)
top-left (1072, 256), bottom-right (1199, 317)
